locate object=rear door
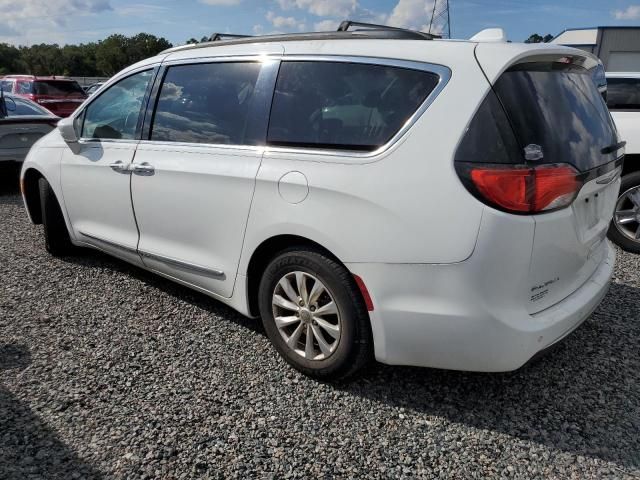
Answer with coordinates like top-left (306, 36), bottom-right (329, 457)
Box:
top-left (474, 49), bottom-right (623, 312)
top-left (131, 57), bottom-right (279, 298)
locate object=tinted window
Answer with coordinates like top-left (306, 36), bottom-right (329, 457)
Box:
top-left (82, 70), bottom-right (153, 140)
top-left (1, 80), bottom-right (13, 92)
top-left (151, 62), bottom-right (262, 145)
top-left (267, 61), bottom-right (439, 151)
top-left (455, 90), bottom-right (521, 165)
top-left (33, 80), bottom-right (85, 96)
top-left (494, 63), bottom-right (617, 171)
top-left (8, 97), bottom-right (52, 116)
top-left (607, 78), bottom-right (640, 110)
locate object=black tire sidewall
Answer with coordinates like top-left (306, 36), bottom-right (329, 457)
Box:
top-left (39, 178), bottom-right (73, 255)
top-left (258, 250), bottom-right (366, 378)
top-left (608, 171), bottom-right (640, 254)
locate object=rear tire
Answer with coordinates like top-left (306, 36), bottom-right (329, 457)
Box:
top-left (38, 178), bottom-right (74, 256)
top-left (258, 248), bottom-right (373, 380)
top-left (608, 171), bottom-right (640, 254)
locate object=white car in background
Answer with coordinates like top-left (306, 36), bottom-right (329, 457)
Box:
top-left (19, 24), bottom-right (622, 380)
top-left (606, 72), bottom-right (640, 253)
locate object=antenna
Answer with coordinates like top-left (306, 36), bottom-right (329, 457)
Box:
top-left (428, 0), bottom-right (451, 39)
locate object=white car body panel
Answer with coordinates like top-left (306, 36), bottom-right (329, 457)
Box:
top-left (20, 38), bottom-right (618, 371)
top-left (61, 140), bottom-right (143, 266)
top-left (612, 111), bottom-right (640, 154)
top-left (608, 72), bottom-right (640, 156)
top-left (132, 142), bottom-right (263, 298)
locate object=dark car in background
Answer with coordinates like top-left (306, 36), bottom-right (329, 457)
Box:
top-left (0, 93), bottom-right (59, 167)
top-left (0, 75), bottom-right (87, 117)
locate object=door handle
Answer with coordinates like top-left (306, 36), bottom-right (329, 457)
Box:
top-left (109, 161), bottom-right (130, 173)
top-left (132, 162), bottom-right (155, 175)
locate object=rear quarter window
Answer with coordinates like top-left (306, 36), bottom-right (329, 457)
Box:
top-left (607, 78), bottom-right (640, 110)
top-left (267, 61), bottom-right (440, 151)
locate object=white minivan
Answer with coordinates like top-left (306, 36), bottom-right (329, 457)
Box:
top-left (20, 25), bottom-right (623, 379)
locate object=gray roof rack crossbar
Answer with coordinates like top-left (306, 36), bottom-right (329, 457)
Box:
top-left (337, 20), bottom-right (438, 40)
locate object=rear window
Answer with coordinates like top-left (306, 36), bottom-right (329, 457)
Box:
top-left (8, 97), bottom-right (52, 116)
top-left (607, 77), bottom-right (640, 110)
top-left (33, 80), bottom-right (85, 96)
top-left (457, 62), bottom-right (619, 171)
top-left (267, 61), bottom-right (439, 151)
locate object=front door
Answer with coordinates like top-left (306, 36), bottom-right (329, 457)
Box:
top-left (61, 69), bottom-right (154, 264)
top-left (131, 60), bottom-right (278, 298)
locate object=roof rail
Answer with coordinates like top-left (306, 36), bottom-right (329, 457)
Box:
top-left (337, 20), bottom-right (439, 40)
top-left (160, 23), bottom-right (440, 55)
top-left (209, 33), bottom-right (252, 41)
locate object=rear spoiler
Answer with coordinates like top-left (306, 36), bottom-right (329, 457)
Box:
top-left (474, 43), bottom-right (603, 84)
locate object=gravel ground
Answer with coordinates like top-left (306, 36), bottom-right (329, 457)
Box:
top-left (1, 172), bottom-right (639, 479)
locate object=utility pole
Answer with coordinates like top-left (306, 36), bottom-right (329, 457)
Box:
top-left (428, 0), bottom-right (451, 39)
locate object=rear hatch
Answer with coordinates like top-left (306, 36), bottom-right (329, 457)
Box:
top-left (458, 47), bottom-right (623, 313)
top-left (32, 80), bottom-right (86, 117)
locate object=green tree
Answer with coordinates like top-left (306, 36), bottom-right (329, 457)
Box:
top-left (0, 43), bottom-right (21, 74)
top-left (525, 33), bottom-right (554, 43)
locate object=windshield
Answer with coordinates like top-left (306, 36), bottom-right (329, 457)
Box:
top-left (494, 62), bottom-right (619, 171)
top-left (33, 80), bottom-right (85, 96)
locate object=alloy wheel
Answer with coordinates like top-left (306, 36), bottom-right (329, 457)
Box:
top-left (614, 186), bottom-right (640, 242)
top-left (271, 271), bottom-right (341, 361)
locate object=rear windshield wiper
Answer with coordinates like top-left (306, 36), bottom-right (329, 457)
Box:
top-left (601, 141), bottom-right (626, 155)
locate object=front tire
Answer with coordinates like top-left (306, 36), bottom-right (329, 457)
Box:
top-left (258, 248), bottom-right (373, 380)
top-left (608, 171), bottom-right (640, 254)
top-left (38, 178), bottom-right (74, 256)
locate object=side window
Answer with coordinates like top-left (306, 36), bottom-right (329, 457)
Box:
top-left (607, 78), bottom-right (640, 110)
top-left (267, 61), bottom-right (440, 151)
top-left (1, 80), bottom-right (13, 92)
top-left (17, 81), bottom-right (32, 94)
top-left (150, 62), bottom-right (262, 145)
top-left (82, 70), bottom-right (153, 140)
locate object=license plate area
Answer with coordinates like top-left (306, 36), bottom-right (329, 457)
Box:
top-left (573, 175), bottom-right (619, 245)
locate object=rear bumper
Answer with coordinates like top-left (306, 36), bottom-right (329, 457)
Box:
top-left (347, 241), bottom-right (614, 372)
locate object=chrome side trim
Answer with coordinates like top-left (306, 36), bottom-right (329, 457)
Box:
top-left (139, 250), bottom-right (226, 279)
top-left (79, 230), bottom-right (226, 279)
top-left (78, 231), bottom-right (138, 255)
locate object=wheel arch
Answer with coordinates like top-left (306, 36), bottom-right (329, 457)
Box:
top-left (245, 234), bottom-right (349, 318)
top-left (21, 167), bottom-right (45, 224)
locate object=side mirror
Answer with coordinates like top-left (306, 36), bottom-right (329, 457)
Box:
top-left (58, 116), bottom-right (78, 143)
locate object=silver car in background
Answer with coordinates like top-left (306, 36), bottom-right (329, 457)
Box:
top-left (0, 94), bottom-right (59, 166)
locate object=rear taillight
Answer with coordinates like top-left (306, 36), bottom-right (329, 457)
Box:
top-left (459, 163), bottom-right (582, 214)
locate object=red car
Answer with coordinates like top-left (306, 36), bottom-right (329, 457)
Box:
top-left (0, 75), bottom-right (87, 118)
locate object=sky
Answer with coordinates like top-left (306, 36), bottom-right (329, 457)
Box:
top-left (0, 0), bottom-right (639, 46)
